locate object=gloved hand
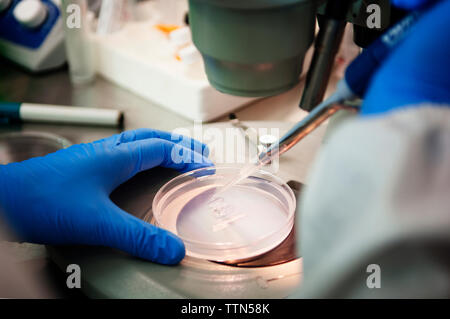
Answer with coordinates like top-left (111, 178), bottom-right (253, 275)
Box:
top-left (0, 129), bottom-right (212, 264)
top-left (361, 0), bottom-right (450, 115)
top-left (391, 0), bottom-right (437, 9)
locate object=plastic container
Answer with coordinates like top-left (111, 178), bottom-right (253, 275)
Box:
top-left (61, 0), bottom-right (95, 85)
top-left (152, 166), bottom-right (296, 262)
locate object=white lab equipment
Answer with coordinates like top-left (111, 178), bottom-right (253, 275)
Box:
top-left (61, 0), bottom-right (95, 84)
top-left (0, 0), bottom-right (66, 72)
top-left (91, 0), bottom-right (258, 121)
top-left (13, 0), bottom-right (48, 28)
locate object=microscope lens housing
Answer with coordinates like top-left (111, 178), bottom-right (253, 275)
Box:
top-left (188, 0), bottom-right (317, 97)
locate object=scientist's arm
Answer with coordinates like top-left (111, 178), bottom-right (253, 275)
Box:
top-left (297, 0), bottom-right (450, 298)
top-left (0, 128), bottom-right (212, 265)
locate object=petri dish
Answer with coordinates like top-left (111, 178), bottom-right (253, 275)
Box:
top-left (152, 166), bottom-right (296, 262)
top-left (0, 131), bottom-right (71, 164)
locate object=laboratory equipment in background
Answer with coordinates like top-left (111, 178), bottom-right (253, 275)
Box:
top-left (188, 0), bottom-right (401, 109)
top-left (96, 0), bottom-right (135, 35)
top-left (0, 0), bottom-right (66, 72)
top-left (252, 8), bottom-right (421, 169)
top-left (185, 0), bottom-right (419, 211)
top-left (61, 0), bottom-right (95, 84)
top-left (91, 0), bottom-right (258, 121)
top-left (89, 0), bottom-right (400, 121)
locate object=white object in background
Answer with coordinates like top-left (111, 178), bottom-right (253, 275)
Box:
top-left (177, 44), bottom-right (201, 65)
top-left (0, 0), bottom-right (11, 12)
top-left (96, 0), bottom-right (136, 35)
top-left (61, 0), bottom-right (95, 85)
top-left (97, 0), bottom-right (124, 35)
top-left (168, 27), bottom-right (201, 65)
top-left (13, 0), bottom-right (47, 28)
top-left (21, 103), bottom-right (122, 126)
top-left (168, 26), bottom-right (191, 47)
top-left (0, 0), bottom-right (66, 72)
top-left (93, 21), bottom-right (258, 121)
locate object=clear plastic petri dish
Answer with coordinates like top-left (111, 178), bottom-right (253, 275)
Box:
top-left (152, 166), bottom-right (296, 262)
top-left (0, 131), bottom-right (71, 164)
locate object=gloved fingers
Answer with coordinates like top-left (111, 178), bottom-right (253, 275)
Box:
top-left (361, 0), bottom-right (450, 114)
top-left (114, 138), bottom-right (214, 184)
top-left (95, 129), bottom-right (209, 157)
top-left (98, 202), bottom-right (185, 264)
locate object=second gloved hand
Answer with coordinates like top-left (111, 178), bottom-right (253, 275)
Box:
top-left (0, 129), bottom-right (212, 264)
top-left (361, 0), bottom-right (450, 115)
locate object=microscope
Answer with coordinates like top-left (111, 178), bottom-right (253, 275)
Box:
top-left (188, 0), bottom-right (412, 176)
top-left (188, 0), bottom-right (406, 110)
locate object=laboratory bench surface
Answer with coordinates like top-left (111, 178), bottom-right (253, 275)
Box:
top-left (0, 57), bottom-right (335, 298)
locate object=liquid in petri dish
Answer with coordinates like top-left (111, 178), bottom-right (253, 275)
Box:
top-left (158, 183), bottom-right (290, 247)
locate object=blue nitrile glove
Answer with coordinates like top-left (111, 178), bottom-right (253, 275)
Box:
top-left (392, 0), bottom-right (437, 9)
top-left (361, 0), bottom-right (450, 115)
top-left (0, 129), bottom-right (212, 264)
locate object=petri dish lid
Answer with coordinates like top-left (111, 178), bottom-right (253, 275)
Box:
top-left (0, 131), bottom-right (71, 164)
top-left (152, 166), bottom-right (296, 262)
